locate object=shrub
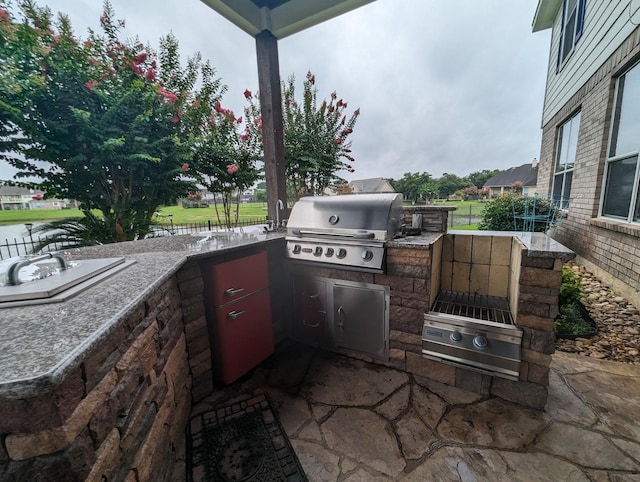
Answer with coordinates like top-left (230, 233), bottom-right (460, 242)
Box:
top-left (478, 194), bottom-right (553, 231)
top-left (559, 265), bottom-right (582, 307)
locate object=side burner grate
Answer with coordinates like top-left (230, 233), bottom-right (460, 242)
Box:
top-left (431, 290), bottom-right (514, 325)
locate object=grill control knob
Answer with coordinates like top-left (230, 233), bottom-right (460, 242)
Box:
top-left (473, 334), bottom-right (488, 350)
top-left (325, 247), bottom-right (334, 257)
top-left (361, 249), bottom-right (374, 261)
top-left (292, 244), bottom-right (301, 254)
top-left (337, 248), bottom-right (347, 259)
top-left (314, 247), bottom-right (323, 257)
top-left (450, 331), bottom-right (462, 342)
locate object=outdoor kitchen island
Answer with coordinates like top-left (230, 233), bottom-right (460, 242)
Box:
top-left (0, 219), bottom-right (574, 480)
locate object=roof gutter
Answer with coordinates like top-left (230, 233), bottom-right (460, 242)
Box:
top-left (532, 0), bottom-right (562, 32)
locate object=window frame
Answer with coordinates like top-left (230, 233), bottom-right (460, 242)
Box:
top-left (556, 0), bottom-right (587, 72)
top-left (601, 62), bottom-right (640, 224)
top-left (553, 110), bottom-right (581, 209)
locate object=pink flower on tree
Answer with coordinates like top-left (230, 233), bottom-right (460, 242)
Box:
top-left (240, 133), bottom-right (249, 141)
top-left (85, 80), bottom-right (99, 92)
top-left (133, 53), bottom-right (147, 64)
top-left (335, 138), bottom-right (342, 144)
top-left (226, 164), bottom-right (239, 175)
top-left (244, 89), bottom-right (252, 99)
top-left (181, 163), bottom-right (189, 171)
top-left (145, 69), bottom-right (156, 81)
top-left (306, 71), bottom-right (315, 85)
top-left (171, 115), bottom-right (179, 123)
top-left (0, 8), bottom-right (10, 21)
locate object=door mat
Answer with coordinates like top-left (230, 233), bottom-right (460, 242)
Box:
top-left (187, 393), bottom-right (308, 482)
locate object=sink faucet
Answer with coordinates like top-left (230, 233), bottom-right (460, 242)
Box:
top-left (275, 199), bottom-right (284, 228)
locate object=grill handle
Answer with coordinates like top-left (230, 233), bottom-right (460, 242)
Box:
top-left (290, 229), bottom-right (375, 239)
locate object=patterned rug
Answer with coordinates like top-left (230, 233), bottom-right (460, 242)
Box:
top-left (187, 393), bottom-right (307, 482)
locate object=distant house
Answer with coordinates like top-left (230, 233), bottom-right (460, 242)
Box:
top-left (483, 162), bottom-right (538, 197)
top-left (348, 177), bottom-right (395, 194)
top-left (531, 0), bottom-right (640, 306)
top-left (0, 185), bottom-right (72, 210)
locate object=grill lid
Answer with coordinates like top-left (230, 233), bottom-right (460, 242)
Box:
top-left (286, 193), bottom-right (404, 242)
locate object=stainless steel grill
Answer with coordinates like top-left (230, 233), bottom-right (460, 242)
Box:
top-left (285, 193), bottom-right (403, 272)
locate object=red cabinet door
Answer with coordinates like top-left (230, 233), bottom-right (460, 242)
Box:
top-left (203, 251), bottom-right (268, 307)
top-left (212, 289), bottom-right (274, 384)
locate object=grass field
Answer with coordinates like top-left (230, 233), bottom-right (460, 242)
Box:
top-left (0, 199), bottom-right (485, 228)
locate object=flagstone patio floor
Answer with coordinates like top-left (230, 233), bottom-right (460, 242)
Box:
top-left (187, 343), bottom-right (640, 481)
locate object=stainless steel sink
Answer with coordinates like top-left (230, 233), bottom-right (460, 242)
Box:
top-left (0, 256), bottom-right (135, 308)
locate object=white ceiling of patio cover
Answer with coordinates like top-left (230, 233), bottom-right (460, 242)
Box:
top-left (200, 0), bottom-right (376, 39)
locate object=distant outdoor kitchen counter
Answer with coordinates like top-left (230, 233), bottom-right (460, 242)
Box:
top-left (0, 230), bottom-right (284, 399)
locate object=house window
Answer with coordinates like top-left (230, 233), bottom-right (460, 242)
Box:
top-left (557, 0), bottom-right (586, 68)
top-left (602, 62), bottom-right (640, 223)
top-left (553, 111), bottom-right (581, 209)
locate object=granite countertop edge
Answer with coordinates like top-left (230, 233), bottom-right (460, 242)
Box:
top-left (0, 232), bottom-right (285, 399)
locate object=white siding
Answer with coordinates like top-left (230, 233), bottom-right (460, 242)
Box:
top-left (541, 0), bottom-right (637, 125)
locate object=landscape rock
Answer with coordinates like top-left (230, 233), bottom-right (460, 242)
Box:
top-left (556, 262), bottom-right (640, 365)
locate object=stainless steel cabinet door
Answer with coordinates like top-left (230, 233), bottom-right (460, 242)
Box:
top-left (333, 281), bottom-right (389, 360)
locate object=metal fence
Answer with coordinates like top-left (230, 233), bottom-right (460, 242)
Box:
top-left (0, 217), bottom-right (266, 260)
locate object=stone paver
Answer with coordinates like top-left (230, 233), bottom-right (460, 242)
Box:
top-left (301, 354), bottom-right (409, 406)
top-left (437, 398), bottom-right (549, 449)
top-left (321, 407), bottom-right (406, 477)
top-left (190, 346), bottom-right (640, 481)
top-left (534, 423), bottom-right (640, 471)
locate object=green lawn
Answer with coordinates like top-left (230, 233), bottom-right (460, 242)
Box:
top-left (0, 199), bottom-right (484, 229)
top-left (0, 203), bottom-right (269, 226)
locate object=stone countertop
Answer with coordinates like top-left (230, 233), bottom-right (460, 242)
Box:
top-left (0, 229), bottom-right (284, 399)
top-left (386, 232), bottom-right (444, 249)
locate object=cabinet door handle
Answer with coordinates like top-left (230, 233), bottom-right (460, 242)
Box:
top-left (224, 287), bottom-right (245, 297)
top-left (337, 306), bottom-right (345, 327)
top-left (307, 294), bottom-right (319, 299)
top-left (302, 318), bottom-right (320, 328)
top-left (227, 310), bottom-right (246, 320)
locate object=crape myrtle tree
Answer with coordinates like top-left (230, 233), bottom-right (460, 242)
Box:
top-left (245, 71), bottom-right (360, 200)
top-left (192, 98), bottom-right (262, 228)
top-left (0, 1), bottom-right (225, 242)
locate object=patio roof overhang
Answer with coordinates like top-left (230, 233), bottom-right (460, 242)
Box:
top-left (200, 0), bottom-right (376, 39)
top-left (532, 0), bottom-right (562, 32)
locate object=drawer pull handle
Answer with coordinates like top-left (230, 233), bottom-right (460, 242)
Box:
top-left (227, 310), bottom-right (246, 320)
top-left (307, 294), bottom-right (319, 299)
top-left (224, 287), bottom-right (245, 297)
top-left (302, 319), bottom-right (320, 328)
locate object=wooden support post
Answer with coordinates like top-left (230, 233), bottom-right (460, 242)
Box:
top-left (256, 30), bottom-right (288, 223)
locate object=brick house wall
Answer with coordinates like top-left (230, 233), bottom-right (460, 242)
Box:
top-left (537, 25), bottom-right (640, 306)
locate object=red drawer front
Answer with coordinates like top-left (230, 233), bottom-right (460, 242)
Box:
top-left (212, 289), bottom-right (274, 384)
top-left (205, 251), bottom-right (269, 306)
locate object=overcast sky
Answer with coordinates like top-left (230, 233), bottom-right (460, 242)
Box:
top-left (1, 0), bottom-right (552, 183)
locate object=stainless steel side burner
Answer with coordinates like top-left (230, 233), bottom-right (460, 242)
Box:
top-left (422, 290), bottom-right (523, 380)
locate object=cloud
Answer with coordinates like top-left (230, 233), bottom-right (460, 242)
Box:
top-left (0, 0), bottom-right (551, 183)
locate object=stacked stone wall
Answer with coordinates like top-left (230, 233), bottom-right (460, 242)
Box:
top-left (0, 276), bottom-right (192, 481)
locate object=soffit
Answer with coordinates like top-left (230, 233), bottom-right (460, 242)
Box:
top-left (532, 0), bottom-right (562, 32)
top-left (200, 0), bottom-right (376, 39)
